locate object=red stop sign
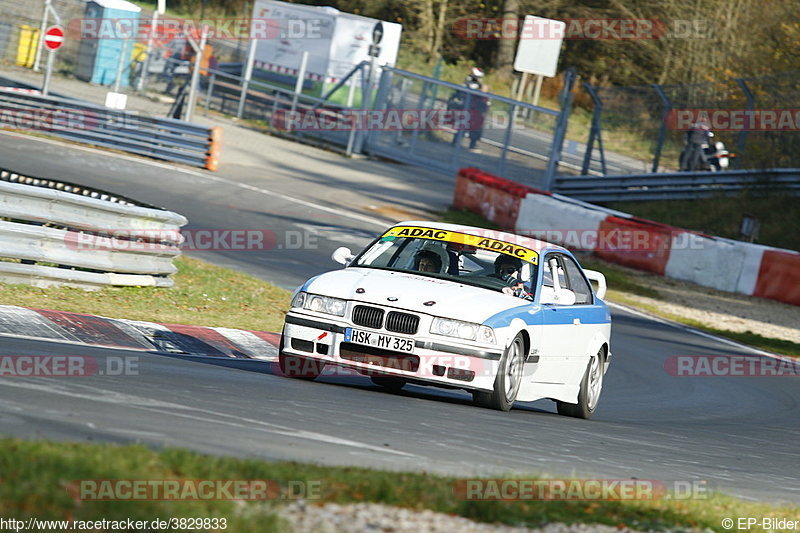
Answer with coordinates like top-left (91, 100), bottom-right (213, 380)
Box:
top-left (44, 26), bottom-right (64, 51)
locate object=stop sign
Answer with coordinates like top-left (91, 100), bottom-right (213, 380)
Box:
top-left (44, 26), bottom-right (64, 51)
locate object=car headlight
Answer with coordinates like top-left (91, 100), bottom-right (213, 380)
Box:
top-left (292, 292), bottom-right (347, 317)
top-left (431, 318), bottom-right (495, 343)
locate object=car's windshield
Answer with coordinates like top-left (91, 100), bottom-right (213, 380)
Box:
top-left (353, 225), bottom-right (539, 297)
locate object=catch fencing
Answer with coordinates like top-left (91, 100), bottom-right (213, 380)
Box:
top-left (581, 70), bottom-right (800, 175)
top-left (0, 167), bottom-right (186, 290)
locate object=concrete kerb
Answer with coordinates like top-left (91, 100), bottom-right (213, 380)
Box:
top-left (0, 305), bottom-right (279, 361)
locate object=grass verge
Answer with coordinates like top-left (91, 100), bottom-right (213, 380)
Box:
top-left (1, 438), bottom-right (797, 532)
top-left (602, 193), bottom-right (800, 253)
top-left (0, 256), bottom-right (291, 333)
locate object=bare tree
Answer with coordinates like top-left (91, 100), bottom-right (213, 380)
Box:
top-left (495, 0), bottom-right (519, 79)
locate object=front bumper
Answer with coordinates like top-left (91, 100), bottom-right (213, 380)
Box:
top-left (282, 312), bottom-right (503, 391)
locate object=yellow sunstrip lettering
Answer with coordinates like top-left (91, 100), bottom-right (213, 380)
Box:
top-left (383, 226), bottom-right (538, 265)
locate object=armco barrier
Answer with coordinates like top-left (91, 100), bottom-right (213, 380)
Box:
top-left (454, 167), bottom-right (800, 306)
top-left (0, 87), bottom-right (220, 170)
top-left (0, 168), bottom-right (187, 289)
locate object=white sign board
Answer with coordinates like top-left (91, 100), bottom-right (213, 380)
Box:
top-left (251, 0), bottom-right (401, 83)
top-left (513, 15), bottom-right (565, 77)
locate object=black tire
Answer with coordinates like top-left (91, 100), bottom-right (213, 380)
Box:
top-left (370, 376), bottom-right (406, 392)
top-left (278, 334), bottom-right (323, 379)
top-left (473, 333), bottom-right (525, 411)
top-left (556, 348), bottom-right (604, 419)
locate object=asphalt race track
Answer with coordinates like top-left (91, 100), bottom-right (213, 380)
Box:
top-left (0, 134), bottom-right (798, 504)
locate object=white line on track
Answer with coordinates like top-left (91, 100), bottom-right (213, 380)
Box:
top-left (0, 130), bottom-right (389, 228)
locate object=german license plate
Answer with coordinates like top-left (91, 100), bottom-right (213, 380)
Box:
top-left (345, 328), bottom-right (414, 353)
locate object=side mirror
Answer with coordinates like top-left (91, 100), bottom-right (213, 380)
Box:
top-left (331, 246), bottom-right (354, 266)
top-left (583, 269), bottom-right (607, 299)
top-left (540, 287), bottom-right (577, 306)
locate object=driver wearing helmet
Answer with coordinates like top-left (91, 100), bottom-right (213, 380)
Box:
top-left (492, 255), bottom-right (533, 300)
top-left (414, 249), bottom-right (443, 274)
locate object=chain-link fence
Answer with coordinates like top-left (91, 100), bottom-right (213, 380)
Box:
top-left (582, 70), bottom-right (800, 174)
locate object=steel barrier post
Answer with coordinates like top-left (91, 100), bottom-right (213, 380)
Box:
top-left (651, 83), bottom-right (672, 173)
top-left (735, 78), bottom-right (755, 168)
top-left (543, 68), bottom-right (576, 191)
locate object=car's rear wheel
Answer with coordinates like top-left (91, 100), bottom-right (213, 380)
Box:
top-left (370, 376), bottom-right (406, 392)
top-left (278, 334), bottom-right (324, 379)
top-left (473, 333), bottom-right (525, 411)
top-left (556, 347), bottom-right (604, 419)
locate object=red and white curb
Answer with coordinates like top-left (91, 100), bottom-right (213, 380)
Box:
top-left (0, 305), bottom-right (279, 361)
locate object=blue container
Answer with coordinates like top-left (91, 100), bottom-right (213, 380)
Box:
top-left (75, 0), bottom-right (141, 87)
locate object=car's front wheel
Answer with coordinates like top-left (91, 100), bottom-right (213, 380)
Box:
top-left (556, 347), bottom-right (604, 419)
top-left (473, 333), bottom-right (525, 411)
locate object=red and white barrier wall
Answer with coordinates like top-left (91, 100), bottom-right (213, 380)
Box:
top-left (454, 168), bottom-right (800, 306)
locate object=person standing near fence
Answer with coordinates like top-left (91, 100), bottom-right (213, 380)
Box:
top-left (448, 67), bottom-right (490, 152)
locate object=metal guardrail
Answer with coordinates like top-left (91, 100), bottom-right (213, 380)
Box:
top-left (0, 168), bottom-right (187, 290)
top-left (553, 169), bottom-right (800, 202)
top-left (0, 88), bottom-right (221, 170)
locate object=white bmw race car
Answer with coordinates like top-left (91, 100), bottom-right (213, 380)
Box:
top-left (280, 221), bottom-right (612, 419)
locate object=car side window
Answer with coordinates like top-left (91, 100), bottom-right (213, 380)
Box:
top-left (561, 256), bottom-right (593, 305)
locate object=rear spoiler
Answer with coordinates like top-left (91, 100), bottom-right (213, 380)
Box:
top-left (584, 270), bottom-right (607, 300)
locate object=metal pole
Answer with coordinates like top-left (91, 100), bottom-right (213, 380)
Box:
top-left (346, 76), bottom-right (356, 108)
top-left (288, 51), bottom-right (308, 131)
top-left (33, 0), bottom-right (51, 72)
top-left (498, 103), bottom-right (516, 176)
top-left (531, 75), bottom-right (543, 107)
top-left (543, 68), bottom-right (576, 191)
top-left (185, 26), bottom-right (208, 122)
top-left (237, 37), bottom-right (258, 118)
top-left (735, 78), bottom-right (754, 168)
top-left (204, 72), bottom-right (215, 115)
top-left (650, 83), bottom-right (671, 173)
top-left (113, 37), bottom-right (129, 93)
top-left (41, 50), bottom-right (55, 95)
top-left (137, 10), bottom-right (159, 92)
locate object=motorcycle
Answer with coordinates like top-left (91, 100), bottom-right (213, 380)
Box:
top-left (679, 124), bottom-right (734, 171)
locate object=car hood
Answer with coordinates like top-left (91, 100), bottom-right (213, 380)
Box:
top-left (303, 267), bottom-right (527, 323)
